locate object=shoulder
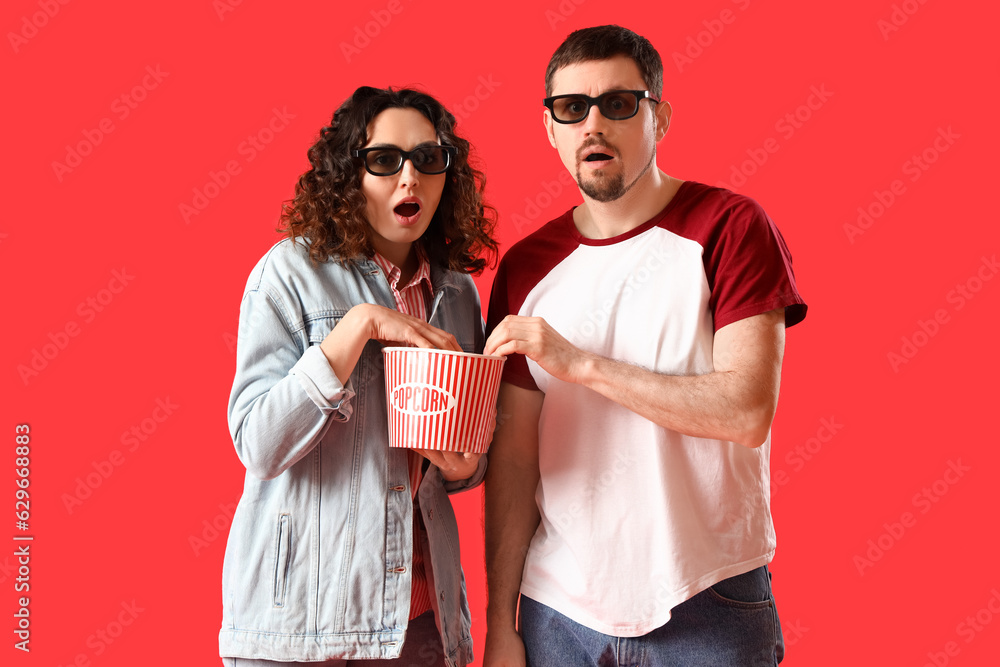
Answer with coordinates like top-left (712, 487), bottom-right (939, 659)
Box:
top-left (488, 209), bottom-right (581, 324)
top-left (672, 181), bottom-right (769, 224)
top-left (498, 209), bottom-right (579, 271)
top-left (433, 264), bottom-right (479, 298)
top-left (662, 181), bottom-right (777, 248)
top-left (244, 238), bottom-right (362, 294)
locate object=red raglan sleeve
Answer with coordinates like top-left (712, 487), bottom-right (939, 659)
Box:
top-left (486, 256), bottom-right (540, 391)
top-left (704, 197), bottom-right (807, 331)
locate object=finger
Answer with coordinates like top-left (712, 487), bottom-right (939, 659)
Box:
top-left (412, 449), bottom-right (446, 467)
top-left (484, 328), bottom-right (507, 356)
top-left (500, 320), bottom-right (546, 338)
top-left (388, 314), bottom-right (460, 351)
top-left (380, 316), bottom-right (460, 352)
top-left (453, 451), bottom-right (481, 466)
top-left (488, 339), bottom-right (527, 359)
top-left (381, 331), bottom-right (436, 350)
top-left (435, 451), bottom-right (471, 466)
top-left (413, 323), bottom-right (461, 352)
top-left (435, 331), bottom-right (463, 352)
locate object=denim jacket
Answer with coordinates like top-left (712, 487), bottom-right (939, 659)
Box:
top-left (220, 238), bottom-right (486, 666)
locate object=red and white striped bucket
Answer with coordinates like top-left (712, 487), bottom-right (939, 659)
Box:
top-left (383, 348), bottom-right (505, 453)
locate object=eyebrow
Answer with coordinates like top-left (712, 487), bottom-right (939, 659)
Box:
top-left (364, 141), bottom-right (441, 149)
top-left (556, 87), bottom-right (638, 96)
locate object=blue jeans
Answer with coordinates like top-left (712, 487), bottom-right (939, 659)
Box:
top-left (520, 566), bottom-right (784, 666)
top-left (223, 611), bottom-right (446, 667)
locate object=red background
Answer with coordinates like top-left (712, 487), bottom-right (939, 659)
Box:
top-left (4, 0), bottom-right (999, 665)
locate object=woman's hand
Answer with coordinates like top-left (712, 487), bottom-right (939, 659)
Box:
top-left (360, 303), bottom-right (462, 351)
top-left (319, 304), bottom-right (461, 383)
top-left (413, 450), bottom-right (483, 482)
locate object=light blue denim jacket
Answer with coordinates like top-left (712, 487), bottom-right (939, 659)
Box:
top-left (220, 238), bottom-right (486, 665)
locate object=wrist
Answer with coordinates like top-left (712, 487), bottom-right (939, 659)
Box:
top-left (486, 600), bottom-right (519, 631)
top-left (345, 303), bottom-right (374, 340)
top-left (485, 613), bottom-right (518, 634)
top-left (439, 469), bottom-right (465, 482)
top-left (320, 304), bottom-right (374, 381)
top-left (572, 350), bottom-right (601, 387)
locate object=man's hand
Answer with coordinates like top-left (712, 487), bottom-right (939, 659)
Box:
top-left (483, 626), bottom-right (527, 667)
top-left (412, 450), bottom-right (482, 482)
top-left (484, 315), bottom-right (592, 384)
top-left (485, 309), bottom-right (786, 448)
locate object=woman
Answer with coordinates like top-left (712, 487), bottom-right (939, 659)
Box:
top-left (220, 86), bottom-right (498, 666)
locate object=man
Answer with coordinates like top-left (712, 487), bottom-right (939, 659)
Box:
top-left (482, 25), bottom-right (807, 666)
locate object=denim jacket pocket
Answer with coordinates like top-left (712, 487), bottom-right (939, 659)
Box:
top-left (273, 513), bottom-right (292, 607)
top-left (304, 313), bottom-right (344, 345)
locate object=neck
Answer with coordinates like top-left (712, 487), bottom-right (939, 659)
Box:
top-left (375, 241), bottom-right (419, 284)
top-left (573, 168), bottom-right (683, 240)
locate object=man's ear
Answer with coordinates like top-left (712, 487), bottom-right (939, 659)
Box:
top-left (543, 109), bottom-right (557, 148)
top-left (654, 99), bottom-right (672, 142)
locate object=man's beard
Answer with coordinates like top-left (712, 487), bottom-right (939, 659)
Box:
top-left (577, 169), bottom-right (626, 202)
top-left (576, 150), bottom-right (655, 203)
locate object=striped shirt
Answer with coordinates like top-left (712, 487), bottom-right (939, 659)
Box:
top-left (372, 248), bottom-right (433, 620)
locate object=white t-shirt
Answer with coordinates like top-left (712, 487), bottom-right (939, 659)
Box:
top-left (487, 181), bottom-right (807, 636)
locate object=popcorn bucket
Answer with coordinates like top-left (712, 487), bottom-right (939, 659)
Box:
top-left (383, 347), bottom-right (505, 453)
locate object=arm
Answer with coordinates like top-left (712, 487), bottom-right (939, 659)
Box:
top-left (419, 449), bottom-right (486, 487)
top-left (321, 305), bottom-right (483, 482)
top-left (484, 308), bottom-right (785, 448)
top-left (230, 290), bottom-right (463, 480)
top-left (414, 305), bottom-right (490, 487)
top-left (483, 383), bottom-right (543, 667)
top-left (228, 286), bottom-right (347, 480)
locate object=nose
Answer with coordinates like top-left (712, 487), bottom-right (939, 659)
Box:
top-left (579, 103), bottom-right (610, 137)
top-left (397, 157), bottom-right (421, 188)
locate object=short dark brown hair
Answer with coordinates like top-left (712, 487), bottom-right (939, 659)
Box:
top-left (545, 25), bottom-right (663, 99)
top-left (279, 86), bottom-right (498, 274)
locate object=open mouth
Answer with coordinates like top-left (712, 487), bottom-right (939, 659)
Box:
top-left (394, 202), bottom-right (420, 217)
top-left (584, 152), bottom-right (613, 162)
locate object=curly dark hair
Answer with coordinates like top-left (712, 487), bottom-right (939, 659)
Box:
top-left (279, 86), bottom-right (498, 274)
